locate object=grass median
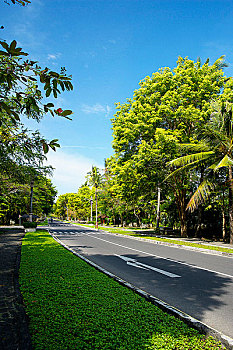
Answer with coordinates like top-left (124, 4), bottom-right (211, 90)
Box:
top-left (19, 230), bottom-right (225, 350)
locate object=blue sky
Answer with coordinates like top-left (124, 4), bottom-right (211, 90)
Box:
top-left (2, 0), bottom-right (233, 194)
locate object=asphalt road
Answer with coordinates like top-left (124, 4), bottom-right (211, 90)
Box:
top-left (47, 221), bottom-right (233, 339)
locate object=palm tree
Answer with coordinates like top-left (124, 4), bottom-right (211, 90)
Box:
top-left (86, 166), bottom-right (103, 229)
top-left (168, 101), bottom-right (233, 243)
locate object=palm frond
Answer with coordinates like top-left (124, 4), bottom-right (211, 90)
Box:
top-left (207, 162), bottom-right (219, 170)
top-left (165, 159), bottom-right (205, 181)
top-left (213, 154), bottom-right (233, 171)
top-left (213, 55), bottom-right (228, 69)
top-left (187, 180), bottom-right (215, 212)
top-left (169, 151), bottom-right (214, 167)
top-left (178, 142), bottom-right (210, 152)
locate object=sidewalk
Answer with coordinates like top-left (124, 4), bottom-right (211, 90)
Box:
top-left (0, 227), bottom-right (32, 350)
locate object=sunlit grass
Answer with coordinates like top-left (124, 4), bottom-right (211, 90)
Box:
top-left (19, 230), bottom-right (225, 350)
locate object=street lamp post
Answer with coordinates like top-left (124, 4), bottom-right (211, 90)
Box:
top-left (84, 197), bottom-right (93, 222)
top-left (156, 186), bottom-right (161, 230)
top-left (29, 180), bottom-right (34, 222)
top-left (90, 196), bottom-right (93, 222)
top-left (95, 190), bottom-right (98, 229)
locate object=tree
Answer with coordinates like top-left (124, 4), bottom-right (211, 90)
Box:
top-left (111, 56), bottom-right (228, 236)
top-left (0, 0), bottom-right (74, 223)
top-left (0, 41), bottom-right (73, 152)
top-left (86, 166), bottom-right (103, 228)
top-left (168, 101), bottom-right (233, 243)
top-left (0, 108), bottom-right (57, 221)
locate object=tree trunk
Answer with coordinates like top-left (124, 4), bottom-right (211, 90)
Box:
top-left (120, 215), bottom-right (123, 226)
top-left (195, 206), bottom-right (203, 238)
top-left (229, 167), bottom-right (233, 244)
top-left (222, 209), bottom-right (226, 241)
top-left (174, 182), bottom-right (188, 237)
top-left (180, 212), bottom-right (188, 237)
top-left (133, 208), bottom-right (141, 227)
top-left (195, 167), bottom-right (204, 238)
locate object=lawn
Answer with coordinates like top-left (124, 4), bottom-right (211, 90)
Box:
top-left (19, 230), bottom-right (225, 350)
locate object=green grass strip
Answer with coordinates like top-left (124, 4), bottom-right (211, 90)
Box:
top-left (72, 223), bottom-right (233, 254)
top-left (19, 230), bottom-right (225, 350)
top-left (131, 235), bottom-right (233, 254)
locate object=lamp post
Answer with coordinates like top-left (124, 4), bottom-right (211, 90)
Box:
top-left (84, 197), bottom-right (93, 222)
top-left (90, 196), bottom-right (93, 222)
top-left (29, 180), bottom-right (34, 222)
top-left (156, 186), bottom-right (161, 230)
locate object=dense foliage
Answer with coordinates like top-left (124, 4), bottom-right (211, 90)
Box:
top-left (0, 0), bottom-right (74, 224)
top-left (19, 230), bottom-right (224, 349)
top-left (55, 57), bottom-right (233, 243)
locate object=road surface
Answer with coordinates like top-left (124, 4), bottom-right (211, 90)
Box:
top-left (47, 221), bottom-right (233, 339)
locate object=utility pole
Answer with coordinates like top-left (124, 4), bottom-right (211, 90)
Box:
top-left (90, 196), bottom-right (93, 222)
top-left (156, 186), bottom-right (161, 231)
top-left (29, 180), bottom-right (34, 222)
top-left (95, 188), bottom-right (98, 229)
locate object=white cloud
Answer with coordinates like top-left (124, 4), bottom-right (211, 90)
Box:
top-left (81, 103), bottom-right (111, 116)
top-left (47, 53), bottom-right (61, 60)
top-left (46, 149), bottom-right (102, 195)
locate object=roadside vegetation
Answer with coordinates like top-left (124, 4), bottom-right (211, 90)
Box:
top-left (0, 1), bottom-right (73, 226)
top-left (19, 230), bottom-right (225, 350)
top-left (55, 57), bottom-right (233, 245)
top-left (37, 218), bottom-right (49, 226)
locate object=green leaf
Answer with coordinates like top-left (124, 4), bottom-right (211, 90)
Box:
top-left (45, 87), bottom-right (52, 97)
top-left (187, 180), bottom-right (215, 212)
top-left (60, 109), bottom-right (73, 117)
top-left (169, 151), bottom-right (214, 167)
top-left (165, 159), bottom-right (201, 181)
top-left (213, 154), bottom-right (233, 170)
top-left (59, 80), bottom-right (65, 91)
top-left (9, 40), bottom-right (17, 51)
top-left (45, 103), bottom-right (54, 108)
top-left (0, 101), bottom-right (11, 114)
top-left (0, 41), bottom-right (9, 51)
top-left (0, 50), bottom-right (10, 56)
top-left (53, 89), bottom-right (57, 98)
top-left (42, 142), bottom-right (49, 154)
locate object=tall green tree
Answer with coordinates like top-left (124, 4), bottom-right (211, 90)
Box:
top-left (168, 101), bottom-right (233, 243)
top-left (112, 56), bottom-right (228, 236)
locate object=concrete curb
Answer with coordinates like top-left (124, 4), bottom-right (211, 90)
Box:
top-left (49, 230), bottom-right (233, 350)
